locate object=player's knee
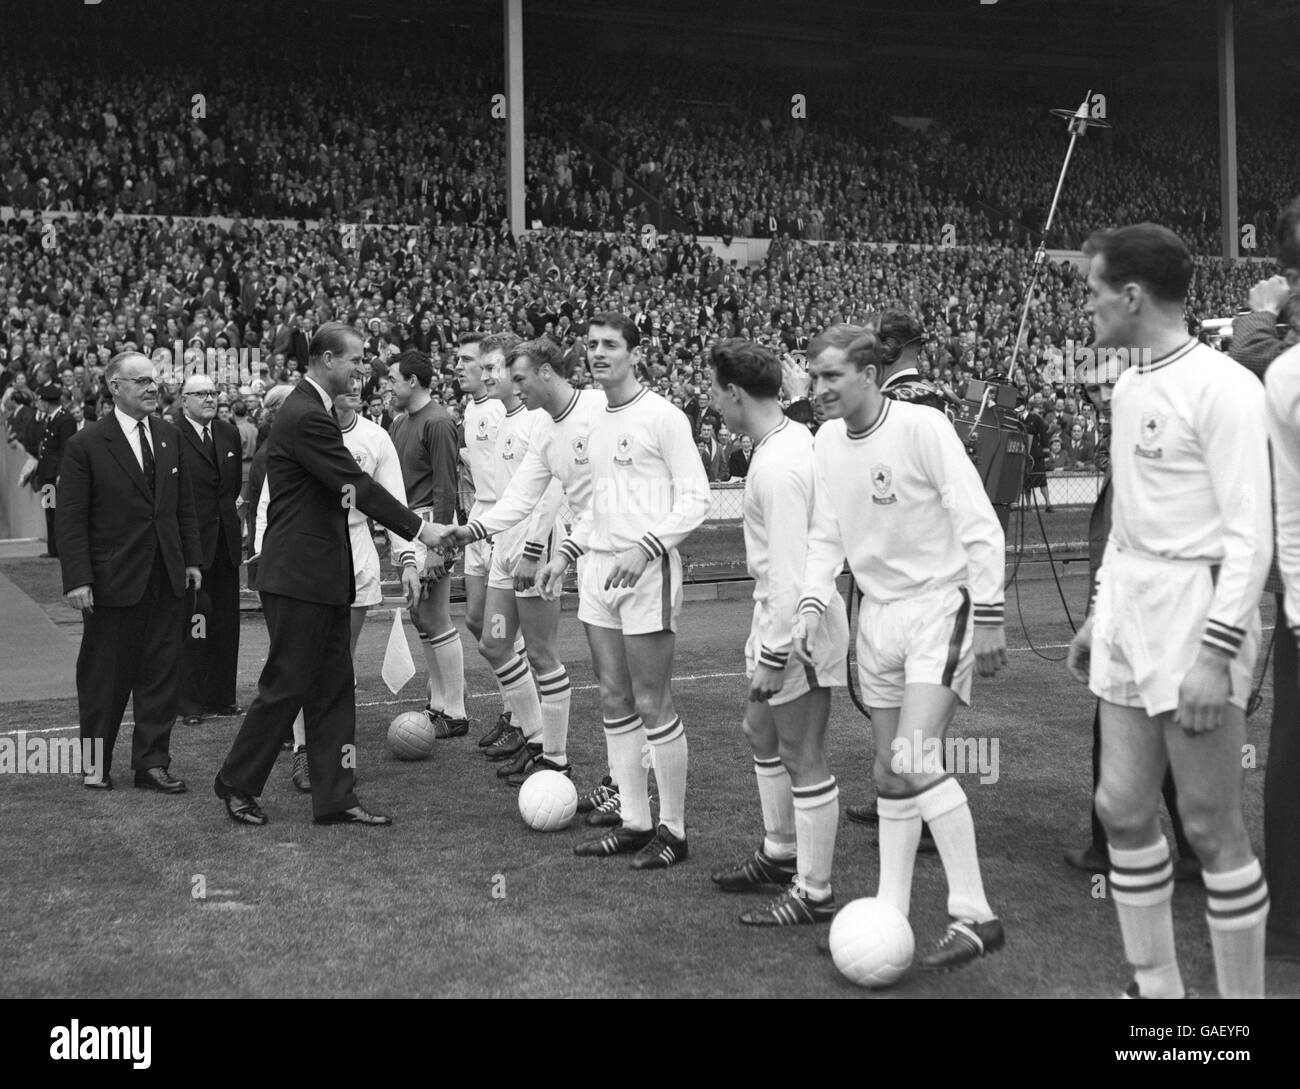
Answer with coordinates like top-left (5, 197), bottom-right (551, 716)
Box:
top-left (478, 632), bottom-right (511, 666)
top-left (873, 756), bottom-right (906, 794)
top-left (1094, 785), bottom-right (1155, 839)
top-left (741, 713), bottom-right (775, 755)
top-left (1177, 807), bottom-right (1246, 865)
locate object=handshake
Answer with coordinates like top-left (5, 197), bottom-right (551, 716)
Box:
top-left (415, 522), bottom-right (571, 599)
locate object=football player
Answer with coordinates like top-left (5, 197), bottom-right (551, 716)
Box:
top-left (1068, 224), bottom-right (1271, 998)
top-left (537, 313), bottom-right (711, 869)
top-left (797, 324), bottom-right (1008, 970)
top-left (706, 339), bottom-right (849, 925)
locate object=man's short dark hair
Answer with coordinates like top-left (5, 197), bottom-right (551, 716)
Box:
top-left (394, 348), bottom-right (434, 389)
top-left (458, 332), bottom-right (486, 348)
top-left (1276, 195), bottom-right (1300, 272)
top-left (479, 332), bottom-right (522, 359)
top-left (309, 321), bottom-right (361, 363)
top-left (508, 337), bottom-right (566, 377)
top-left (587, 311), bottom-right (640, 350)
top-left (707, 338), bottom-right (781, 398)
top-left (1082, 223), bottom-right (1193, 305)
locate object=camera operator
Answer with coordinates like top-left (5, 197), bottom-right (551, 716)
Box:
top-left (871, 310), bottom-right (950, 413)
top-left (1248, 195), bottom-right (1300, 963)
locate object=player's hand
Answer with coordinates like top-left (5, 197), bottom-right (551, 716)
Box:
top-left (973, 625), bottom-right (1007, 678)
top-left (513, 554), bottom-right (540, 593)
top-left (604, 548), bottom-right (649, 590)
top-left (781, 355), bottom-right (811, 401)
top-left (537, 555), bottom-right (570, 599)
top-left (65, 584), bottom-right (93, 613)
top-left (792, 611), bottom-right (820, 666)
top-left (1175, 648), bottom-right (1232, 735)
top-left (749, 662), bottom-right (785, 703)
top-left (1248, 275), bottom-right (1291, 316)
top-left (449, 524), bottom-right (475, 547)
top-left (1066, 616), bottom-right (1093, 685)
top-left (185, 566), bottom-right (203, 591)
top-left (400, 564), bottom-right (422, 609)
top-left (424, 547), bottom-right (447, 582)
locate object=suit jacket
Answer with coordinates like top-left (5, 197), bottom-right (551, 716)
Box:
top-left (36, 409), bottom-right (77, 485)
top-left (258, 383), bottom-right (423, 606)
top-left (178, 415), bottom-right (243, 568)
top-left (700, 439), bottom-right (729, 483)
top-left (57, 413), bottom-right (202, 606)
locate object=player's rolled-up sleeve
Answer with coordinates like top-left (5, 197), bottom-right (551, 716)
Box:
top-left (1201, 371), bottom-right (1272, 657)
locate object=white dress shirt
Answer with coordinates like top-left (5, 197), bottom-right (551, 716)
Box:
top-left (114, 405), bottom-right (153, 471)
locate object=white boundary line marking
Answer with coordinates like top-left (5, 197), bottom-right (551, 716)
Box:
top-left (2, 630), bottom-right (1278, 737)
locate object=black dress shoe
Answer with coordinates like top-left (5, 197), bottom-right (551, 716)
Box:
top-left (314, 805), bottom-right (392, 826)
top-left (213, 772), bottom-right (267, 825)
top-left (134, 767), bottom-right (187, 794)
top-left (83, 773), bottom-right (113, 791)
top-left (207, 704), bottom-right (246, 718)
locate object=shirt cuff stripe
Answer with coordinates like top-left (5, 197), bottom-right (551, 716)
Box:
top-left (797, 596), bottom-right (827, 616)
top-left (467, 520), bottom-right (488, 542)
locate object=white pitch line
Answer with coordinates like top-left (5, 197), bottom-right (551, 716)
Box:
top-left (2, 631), bottom-right (1278, 737)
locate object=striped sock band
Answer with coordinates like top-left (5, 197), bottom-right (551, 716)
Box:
top-left (1109, 837), bottom-right (1183, 999)
top-left (1205, 857), bottom-right (1269, 999)
top-left (494, 654), bottom-right (542, 740)
top-left (645, 714), bottom-right (684, 744)
top-left (536, 666), bottom-right (571, 764)
top-left (605, 715), bottom-right (650, 832)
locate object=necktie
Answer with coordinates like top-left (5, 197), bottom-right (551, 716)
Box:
top-left (202, 425), bottom-right (213, 454)
top-left (139, 421), bottom-right (155, 489)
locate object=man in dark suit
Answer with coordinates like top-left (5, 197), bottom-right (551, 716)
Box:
top-left (215, 323), bottom-right (444, 827)
top-left (58, 352), bottom-right (203, 793)
top-left (34, 383), bottom-right (77, 558)
top-left (176, 374), bottom-right (244, 726)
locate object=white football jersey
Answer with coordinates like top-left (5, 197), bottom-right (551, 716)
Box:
top-left (1109, 338), bottom-right (1270, 658)
top-left (490, 400), bottom-right (563, 559)
top-left (462, 394), bottom-right (505, 517)
top-left (560, 386), bottom-right (710, 563)
top-left (468, 388), bottom-right (604, 549)
top-left (799, 398), bottom-right (1004, 627)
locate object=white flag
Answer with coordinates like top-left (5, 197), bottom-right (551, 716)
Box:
top-left (381, 608), bottom-right (416, 695)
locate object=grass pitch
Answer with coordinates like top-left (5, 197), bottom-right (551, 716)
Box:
top-left (1, 558), bottom-right (1296, 999)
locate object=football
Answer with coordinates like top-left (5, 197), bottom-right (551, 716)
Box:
top-left (387, 711), bottom-right (437, 760)
top-left (518, 769), bottom-right (578, 831)
top-left (828, 898), bottom-right (915, 988)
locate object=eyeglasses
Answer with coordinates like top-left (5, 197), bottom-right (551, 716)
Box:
top-left (116, 376), bottom-right (158, 389)
top-left (186, 391), bottom-right (218, 399)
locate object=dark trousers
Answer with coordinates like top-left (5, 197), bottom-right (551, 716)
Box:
top-left (179, 546), bottom-right (240, 715)
top-left (1090, 701), bottom-right (1193, 858)
top-left (76, 552), bottom-right (184, 775)
top-left (1266, 599), bottom-right (1300, 941)
top-left (44, 505), bottom-right (58, 557)
top-left (220, 592), bottom-right (358, 818)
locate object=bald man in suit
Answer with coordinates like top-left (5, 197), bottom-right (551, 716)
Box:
top-left (58, 352), bottom-right (202, 792)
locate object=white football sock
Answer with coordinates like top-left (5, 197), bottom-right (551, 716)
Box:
top-left (493, 654), bottom-right (542, 741)
top-left (536, 666), bottom-right (571, 764)
top-left (876, 792), bottom-right (922, 917)
top-left (1110, 837), bottom-right (1184, 999)
top-left (646, 715), bottom-right (687, 839)
top-left (421, 637), bottom-right (443, 712)
top-left (429, 628), bottom-right (466, 719)
top-left (1204, 857), bottom-right (1269, 998)
top-left (754, 755), bottom-right (796, 861)
top-left (604, 714), bottom-right (650, 832)
top-left (791, 776), bottom-right (838, 900)
top-left (915, 776), bottom-right (994, 923)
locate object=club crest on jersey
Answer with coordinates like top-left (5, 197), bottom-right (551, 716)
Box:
top-left (1136, 410), bottom-right (1165, 459)
top-left (572, 434), bottom-right (589, 465)
top-left (871, 463), bottom-right (897, 505)
top-left (502, 434), bottom-right (517, 461)
top-left (614, 433), bottom-right (634, 467)
top-left (352, 450), bottom-right (367, 469)
top-left (476, 417), bottom-right (490, 441)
